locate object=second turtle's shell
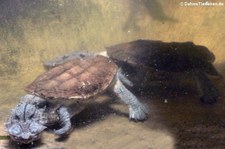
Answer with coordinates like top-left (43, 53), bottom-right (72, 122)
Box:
top-left (106, 40), bottom-right (215, 72)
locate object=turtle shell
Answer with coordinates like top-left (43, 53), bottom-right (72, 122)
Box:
top-left (106, 40), bottom-right (217, 74)
top-left (25, 54), bottom-right (117, 100)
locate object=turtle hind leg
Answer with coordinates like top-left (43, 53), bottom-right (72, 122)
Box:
top-left (54, 106), bottom-right (72, 135)
top-left (112, 73), bottom-right (149, 121)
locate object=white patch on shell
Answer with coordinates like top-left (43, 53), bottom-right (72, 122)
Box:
top-left (69, 96), bottom-right (86, 99)
top-left (81, 82), bottom-right (86, 89)
top-left (98, 51), bottom-right (108, 57)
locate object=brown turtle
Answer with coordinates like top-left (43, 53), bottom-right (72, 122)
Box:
top-left (106, 39), bottom-right (220, 104)
top-left (6, 52), bottom-right (148, 144)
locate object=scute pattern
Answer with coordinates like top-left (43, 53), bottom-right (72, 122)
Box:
top-left (25, 55), bottom-right (117, 100)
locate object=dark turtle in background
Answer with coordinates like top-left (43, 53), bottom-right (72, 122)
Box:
top-left (6, 52), bottom-right (148, 144)
top-left (106, 39), bottom-right (221, 104)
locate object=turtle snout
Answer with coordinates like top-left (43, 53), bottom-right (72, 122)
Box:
top-left (7, 121), bottom-right (45, 144)
top-left (11, 134), bottom-right (40, 144)
top-left (21, 133), bottom-right (32, 140)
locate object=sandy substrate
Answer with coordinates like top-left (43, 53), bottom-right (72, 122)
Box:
top-left (1, 77), bottom-right (225, 149)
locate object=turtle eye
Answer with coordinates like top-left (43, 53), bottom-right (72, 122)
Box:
top-left (9, 124), bottom-right (22, 136)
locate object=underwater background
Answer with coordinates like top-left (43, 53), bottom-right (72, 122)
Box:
top-left (0, 0), bottom-right (225, 148)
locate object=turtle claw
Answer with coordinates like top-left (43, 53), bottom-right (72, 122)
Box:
top-left (54, 128), bottom-right (71, 136)
top-left (129, 104), bottom-right (149, 121)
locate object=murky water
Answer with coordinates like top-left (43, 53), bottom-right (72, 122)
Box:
top-left (0, 0), bottom-right (225, 148)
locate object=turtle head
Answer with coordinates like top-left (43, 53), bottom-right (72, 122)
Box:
top-left (6, 103), bottom-right (46, 144)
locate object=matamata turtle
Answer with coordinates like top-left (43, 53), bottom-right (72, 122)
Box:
top-left (106, 39), bottom-right (220, 104)
top-left (6, 52), bottom-right (148, 144)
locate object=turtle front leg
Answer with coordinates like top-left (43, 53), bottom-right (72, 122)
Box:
top-left (21, 95), bottom-right (72, 135)
top-left (112, 72), bottom-right (149, 121)
top-left (194, 70), bottom-right (219, 104)
top-left (54, 106), bottom-right (72, 135)
top-left (118, 69), bottom-right (134, 87)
